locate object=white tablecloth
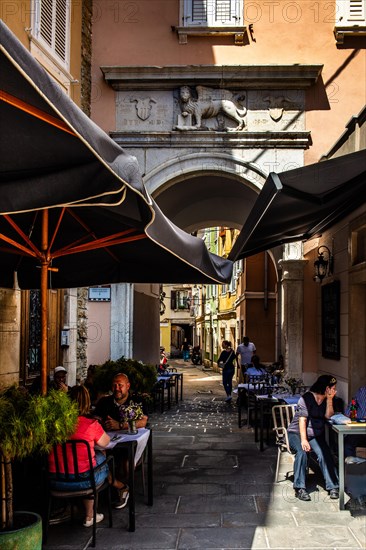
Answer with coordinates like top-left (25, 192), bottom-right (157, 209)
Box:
top-left (99, 428), bottom-right (150, 466)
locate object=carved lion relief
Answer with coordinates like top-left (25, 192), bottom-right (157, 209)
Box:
top-left (175, 85), bottom-right (247, 131)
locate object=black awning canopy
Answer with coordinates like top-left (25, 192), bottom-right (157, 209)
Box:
top-left (229, 149), bottom-right (366, 261)
top-left (0, 21), bottom-right (233, 287)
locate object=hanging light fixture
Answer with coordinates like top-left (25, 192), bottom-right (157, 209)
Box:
top-left (313, 245), bottom-right (333, 283)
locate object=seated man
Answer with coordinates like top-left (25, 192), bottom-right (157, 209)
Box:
top-left (51, 366), bottom-right (72, 393)
top-left (93, 373), bottom-right (148, 509)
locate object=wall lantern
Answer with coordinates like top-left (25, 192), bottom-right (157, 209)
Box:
top-left (313, 245), bottom-right (333, 283)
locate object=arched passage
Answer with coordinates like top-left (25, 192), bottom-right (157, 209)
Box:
top-left (148, 156), bottom-right (280, 364)
top-left (144, 153), bottom-right (266, 232)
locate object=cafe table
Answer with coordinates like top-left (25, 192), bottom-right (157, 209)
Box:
top-left (331, 422), bottom-right (366, 510)
top-left (103, 428), bottom-right (153, 531)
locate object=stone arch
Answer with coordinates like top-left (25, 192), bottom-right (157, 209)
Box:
top-left (145, 152), bottom-right (267, 196)
top-left (144, 153), bottom-right (268, 233)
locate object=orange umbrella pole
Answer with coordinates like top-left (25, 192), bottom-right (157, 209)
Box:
top-left (41, 210), bottom-right (49, 395)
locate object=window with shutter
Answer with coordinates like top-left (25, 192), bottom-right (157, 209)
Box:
top-left (183, 0), bottom-right (242, 27)
top-left (171, 290), bottom-right (177, 310)
top-left (177, 0), bottom-right (245, 44)
top-left (33, 0), bottom-right (70, 67)
top-left (334, 0), bottom-right (366, 42)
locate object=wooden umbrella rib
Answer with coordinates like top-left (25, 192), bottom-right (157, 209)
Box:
top-left (48, 208), bottom-right (65, 253)
top-left (0, 232), bottom-right (38, 258)
top-left (52, 233), bottom-right (147, 258)
top-left (3, 215), bottom-right (41, 257)
top-left (0, 90), bottom-right (76, 136)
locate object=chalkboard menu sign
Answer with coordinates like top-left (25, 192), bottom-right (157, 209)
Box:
top-left (321, 280), bottom-right (340, 360)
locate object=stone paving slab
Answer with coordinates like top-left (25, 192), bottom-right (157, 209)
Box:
top-left (264, 525), bottom-right (363, 548)
top-left (177, 526), bottom-right (268, 549)
top-left (91, 527), bottom-right (179, 549)
top-left (177, 494), bottom-right (257, 513)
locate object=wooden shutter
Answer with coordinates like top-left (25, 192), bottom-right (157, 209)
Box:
top-left (38, 0), bottom-right (70, 65)
top-left (171, 290), bottom-right (177, 310)
top-left (337, 0), bottom-right (366, 23)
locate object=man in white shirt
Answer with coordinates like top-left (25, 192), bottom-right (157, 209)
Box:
top-left (236, 336), bottom-right (256, 376)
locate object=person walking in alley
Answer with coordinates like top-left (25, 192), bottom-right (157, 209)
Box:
top-left (236, 336), bottom-right (256, 380)
top-left (287, 374), bottom-right (339, 502)
top-left (218, 340), bottom-right (237, 402)
top-left (181, 338), bottom-right (190, 361)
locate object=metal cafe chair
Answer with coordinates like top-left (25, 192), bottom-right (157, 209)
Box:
top-left (45, 439), bottom-right (114, 547)
top-left (246, 375), bottom-right (272, 428)
top-left (272, 404), bottom-right (296, 482)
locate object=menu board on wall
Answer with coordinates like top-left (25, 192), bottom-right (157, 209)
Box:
top-left (321, 280), bottom-right (340, 360)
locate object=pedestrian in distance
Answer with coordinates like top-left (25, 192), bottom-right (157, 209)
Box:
top-left (181, 338), bottom-right (190, 361)
top-left (218, 340), bottom-right (237, 403)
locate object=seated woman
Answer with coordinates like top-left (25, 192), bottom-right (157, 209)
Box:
top-left (245, 355), bottom-right (268, 380)
top-left (287, 374), bottom-right (339, 502)
top-left (48, 385), bottom-right (126, 527)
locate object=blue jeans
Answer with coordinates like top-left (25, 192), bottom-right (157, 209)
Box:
top-left (288, 431), bottom-right (339, 491)
top-left (50, 451), bottom-right (109, 491)
top-left (222, 368), bottom-right (235, 397)
top-left (182, 350), bottom-right (190, 361)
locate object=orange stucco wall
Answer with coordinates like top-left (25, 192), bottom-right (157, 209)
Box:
top-left (91, 0), bottom-right (365, 164)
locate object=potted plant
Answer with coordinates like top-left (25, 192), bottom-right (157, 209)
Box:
top-left (0, 384), bottom-right (78, 549)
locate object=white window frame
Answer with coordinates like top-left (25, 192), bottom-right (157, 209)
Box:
top-left (182, 0), bottom-right (243, 27)
top-left (177, 0), bottom-right (245, 44)
top-left (334, 0), bottom-right (366, 43)
top-left (32, 0), bottom-right (71, 69)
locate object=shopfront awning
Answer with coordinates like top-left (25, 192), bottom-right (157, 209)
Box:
top-left (229, 149), bottom-right (366, 261)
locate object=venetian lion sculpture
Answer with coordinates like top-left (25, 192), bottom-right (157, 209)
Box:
top-left (175, 85), bottom-right (247, 131)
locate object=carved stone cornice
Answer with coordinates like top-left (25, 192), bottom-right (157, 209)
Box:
top-left (102, 65), bottom-right (323, 91)
top-left (111, 131), bottom-right (311, 149)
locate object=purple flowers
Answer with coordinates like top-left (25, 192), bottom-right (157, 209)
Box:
top-left (119, 401), bottom-right (143, 423)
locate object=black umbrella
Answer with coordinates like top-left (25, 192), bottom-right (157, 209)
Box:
top-left (229, 149), bottom-right (366, 260)
top-left (0, 22), bottom-right (232, 392)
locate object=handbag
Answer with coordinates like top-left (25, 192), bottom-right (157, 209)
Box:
top-left (219, 350), bottom-right (234, 370)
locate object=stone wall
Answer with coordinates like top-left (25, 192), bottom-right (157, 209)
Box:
top-left (81, 0), bottom-right (93, 117)
top-left (77, 287), bottom-right (88, 382)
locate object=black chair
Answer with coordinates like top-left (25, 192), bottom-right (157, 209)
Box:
top-left (45, 439), bottom-right (114, 547)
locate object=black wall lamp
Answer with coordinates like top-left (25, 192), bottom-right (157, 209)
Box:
top-left (314, 245), bottom-right (333, 283)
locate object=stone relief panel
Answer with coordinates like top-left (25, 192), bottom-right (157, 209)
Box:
top-left (174, 85), bottom-right (247, 132)
top-left (116, 88), bottom-right (304, 133)
top-left (116, 91), bottom-right (173, 131)
top-left (247, 90), bottom-right (305, 131)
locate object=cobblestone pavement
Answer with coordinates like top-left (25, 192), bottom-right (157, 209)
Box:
top-left (45, 360), bottom-right (366, 550)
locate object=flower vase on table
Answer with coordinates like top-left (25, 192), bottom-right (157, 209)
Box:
top-left (128, 420), bottom-right (138, 434)
top-left (119, 401), bottom-right (144, 435)
top-left (285, 377), bottom-right (303, 396)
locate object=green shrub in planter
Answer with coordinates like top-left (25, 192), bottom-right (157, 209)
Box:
top-left (0, 385), bottom-right (78, 532)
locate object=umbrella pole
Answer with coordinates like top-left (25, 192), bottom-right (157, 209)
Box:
top-left (41, 209), bottom-right (49, 395)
